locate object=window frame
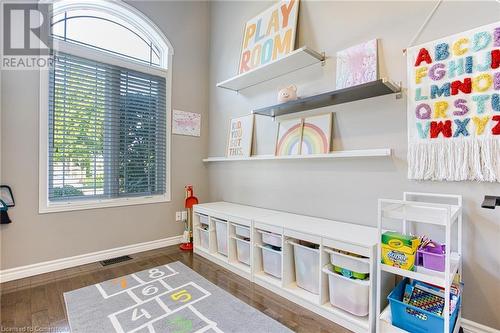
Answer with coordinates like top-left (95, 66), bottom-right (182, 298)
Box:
top-left (39, 0), bottom-right (173, 213)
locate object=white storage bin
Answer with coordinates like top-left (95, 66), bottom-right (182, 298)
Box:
top-left (197, 213), bottom-right (209, 226)
top-left (233, 224), bottom-right (250, 239)
top-left (258, 230), bottom-right (282, 247)
top-left (261, 246), bottom-right (282, 279)
top-left (326, 249), bottom-right (370, 274)
top-left (214, 218), bottom-right (228, 256)
top-left (234, 237), bottom-right (250, 265)
top-left (323, 265), bottom-right (370, 316)
top-left (198, 228), bottom-right (209, 249)
top-left (290, 241), bottom-right (320, 294)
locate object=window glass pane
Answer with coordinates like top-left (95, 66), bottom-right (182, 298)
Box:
top-left (66, 18), bottom-right (151, 63)
top-left (48, 53), bottom-right (167, 201)
top-left (65, 10), bottom-right (150, 42)
top-left (52, 9), bottom-right (162, 65)
top-left (152, 52), bottom-right (160, 66)
top-left (152, 45), bottom-right (161, 65)
top-left (49, 57), bottom-right (105, 199)
top-left (51, 13), bottom-right (65, 38)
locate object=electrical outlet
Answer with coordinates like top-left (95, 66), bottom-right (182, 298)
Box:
top-left (181, 211), bottom-right (187, 220)
top-left (175, 211), bottom-right (182, 221)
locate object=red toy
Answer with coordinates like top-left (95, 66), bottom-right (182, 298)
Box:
top-left (180, 185), bottom-right (198, 251)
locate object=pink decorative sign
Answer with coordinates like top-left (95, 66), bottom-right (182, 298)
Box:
top-left (172, 110), bottom-right (201, 137)
top-left (336, 39), bottom-right (378, 89)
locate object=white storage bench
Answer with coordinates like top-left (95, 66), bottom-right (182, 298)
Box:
top-left (193, 202), bottom-right (378, 333)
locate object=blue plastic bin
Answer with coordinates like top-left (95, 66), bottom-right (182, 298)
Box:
top-left (388, 278), bottom-right (461, 333)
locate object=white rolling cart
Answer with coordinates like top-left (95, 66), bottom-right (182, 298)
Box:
top-left (376, 192), bottom-right (463, 333)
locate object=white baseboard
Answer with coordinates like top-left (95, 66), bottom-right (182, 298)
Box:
top-left (0, 235), bottom-right (183, 283)
top-left (462, 319), bottom-right (500, 333)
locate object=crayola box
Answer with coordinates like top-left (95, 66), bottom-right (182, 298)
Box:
top-left (381, 231), bottom-right (420, 271)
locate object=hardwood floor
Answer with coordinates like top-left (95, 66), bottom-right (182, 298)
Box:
top-left (0, 245), bottom-right (351, 333)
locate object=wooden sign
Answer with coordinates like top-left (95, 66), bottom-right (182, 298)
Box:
top-left (238, 0), bottom-right (299, 74)
top-left (226, 115), bottom-right (254, 158)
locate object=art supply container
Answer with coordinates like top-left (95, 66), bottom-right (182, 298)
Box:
top-left (388, 278), bottom-right (460, 333)
top-left (290, 240), bottom-right (320, 294)
top-left (214, 218), bottom-right (228, 256)
top-left (259, 230), bottom-right (282, 247)
top-left (233, 224), bottom-right (251, 238)
top-left (326, 249), bottom-right (370, 280)
top-left (198, 226), bottom-right (210, 249)
top-left (261, 245), bottom-right (282, 278)
top-left (417, 243), bottom-right (446, 272)
top-left (234, 237), bottom-right (250, 265)
top-left (323, 265), bottom-right (370, 316)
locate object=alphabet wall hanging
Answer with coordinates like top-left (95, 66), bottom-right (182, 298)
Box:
top-left (407, 22), bottom-right (500, 182)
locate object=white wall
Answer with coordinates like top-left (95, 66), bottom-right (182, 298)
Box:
top-left (207, 0), bottom-right (500, 328)
top-left (0, 1), bottom-right (210, 269)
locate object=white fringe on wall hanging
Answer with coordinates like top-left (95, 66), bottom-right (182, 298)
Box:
top-left (407, 21), bottom-right (500, 182)
top-left (408, 138), bottom-right (500, 182)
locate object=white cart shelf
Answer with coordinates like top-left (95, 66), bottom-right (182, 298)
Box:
top-left (376, 192), bottom-right (463, 333)
top-left (193, 202), bottom-right (378, 333)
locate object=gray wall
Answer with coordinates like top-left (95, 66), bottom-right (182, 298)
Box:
top-left (207, 1), bottom-right (500, 328)
top-left (0, 1), bottom-right (210, 269)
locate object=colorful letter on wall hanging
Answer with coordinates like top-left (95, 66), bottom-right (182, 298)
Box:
top-left (407, 22), bottom-right (500, 182)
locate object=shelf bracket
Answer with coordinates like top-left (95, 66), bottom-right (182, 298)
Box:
top-left (395, 81), bottom-right (403, 99)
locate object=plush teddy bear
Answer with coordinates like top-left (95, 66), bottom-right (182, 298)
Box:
top-left (277, 85), bottom-right (298, 103)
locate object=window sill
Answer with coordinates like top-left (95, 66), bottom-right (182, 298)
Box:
top-left (39, 194), bottom-right (170, 214)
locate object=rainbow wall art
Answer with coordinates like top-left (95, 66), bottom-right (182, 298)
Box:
top-left (301, 114), bottom-right (332, 155)
top-left (276, 118), bottom-right (303, 156)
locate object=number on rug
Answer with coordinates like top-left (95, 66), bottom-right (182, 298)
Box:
top-left (132, 308), bottom-right (152, 321)
top-left (170, 290), bottom-right (192, 303)
top-left (148, 268), bottom-right (165, 279)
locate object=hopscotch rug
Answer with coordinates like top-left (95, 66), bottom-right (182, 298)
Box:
top-left (407, 21), bottom-right (500, 182)
top-left (64, 261), bottom-right (292, 333)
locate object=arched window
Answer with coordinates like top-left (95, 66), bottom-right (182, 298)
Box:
top-left (39, 0), bottom-right (173, 212)
top-left (50, 0), bottom-right (171, 67)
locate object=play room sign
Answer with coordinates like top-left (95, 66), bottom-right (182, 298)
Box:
top-left (238, 0), bottom-right (299, 74)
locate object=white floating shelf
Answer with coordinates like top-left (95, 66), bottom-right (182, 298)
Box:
top-left (216, 46), bottom-right (325, 92)
top-left (203, 148), bottom-right (392, 162)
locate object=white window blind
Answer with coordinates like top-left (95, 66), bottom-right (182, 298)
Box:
top-left (48, 52), bottom-right (167, 201)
